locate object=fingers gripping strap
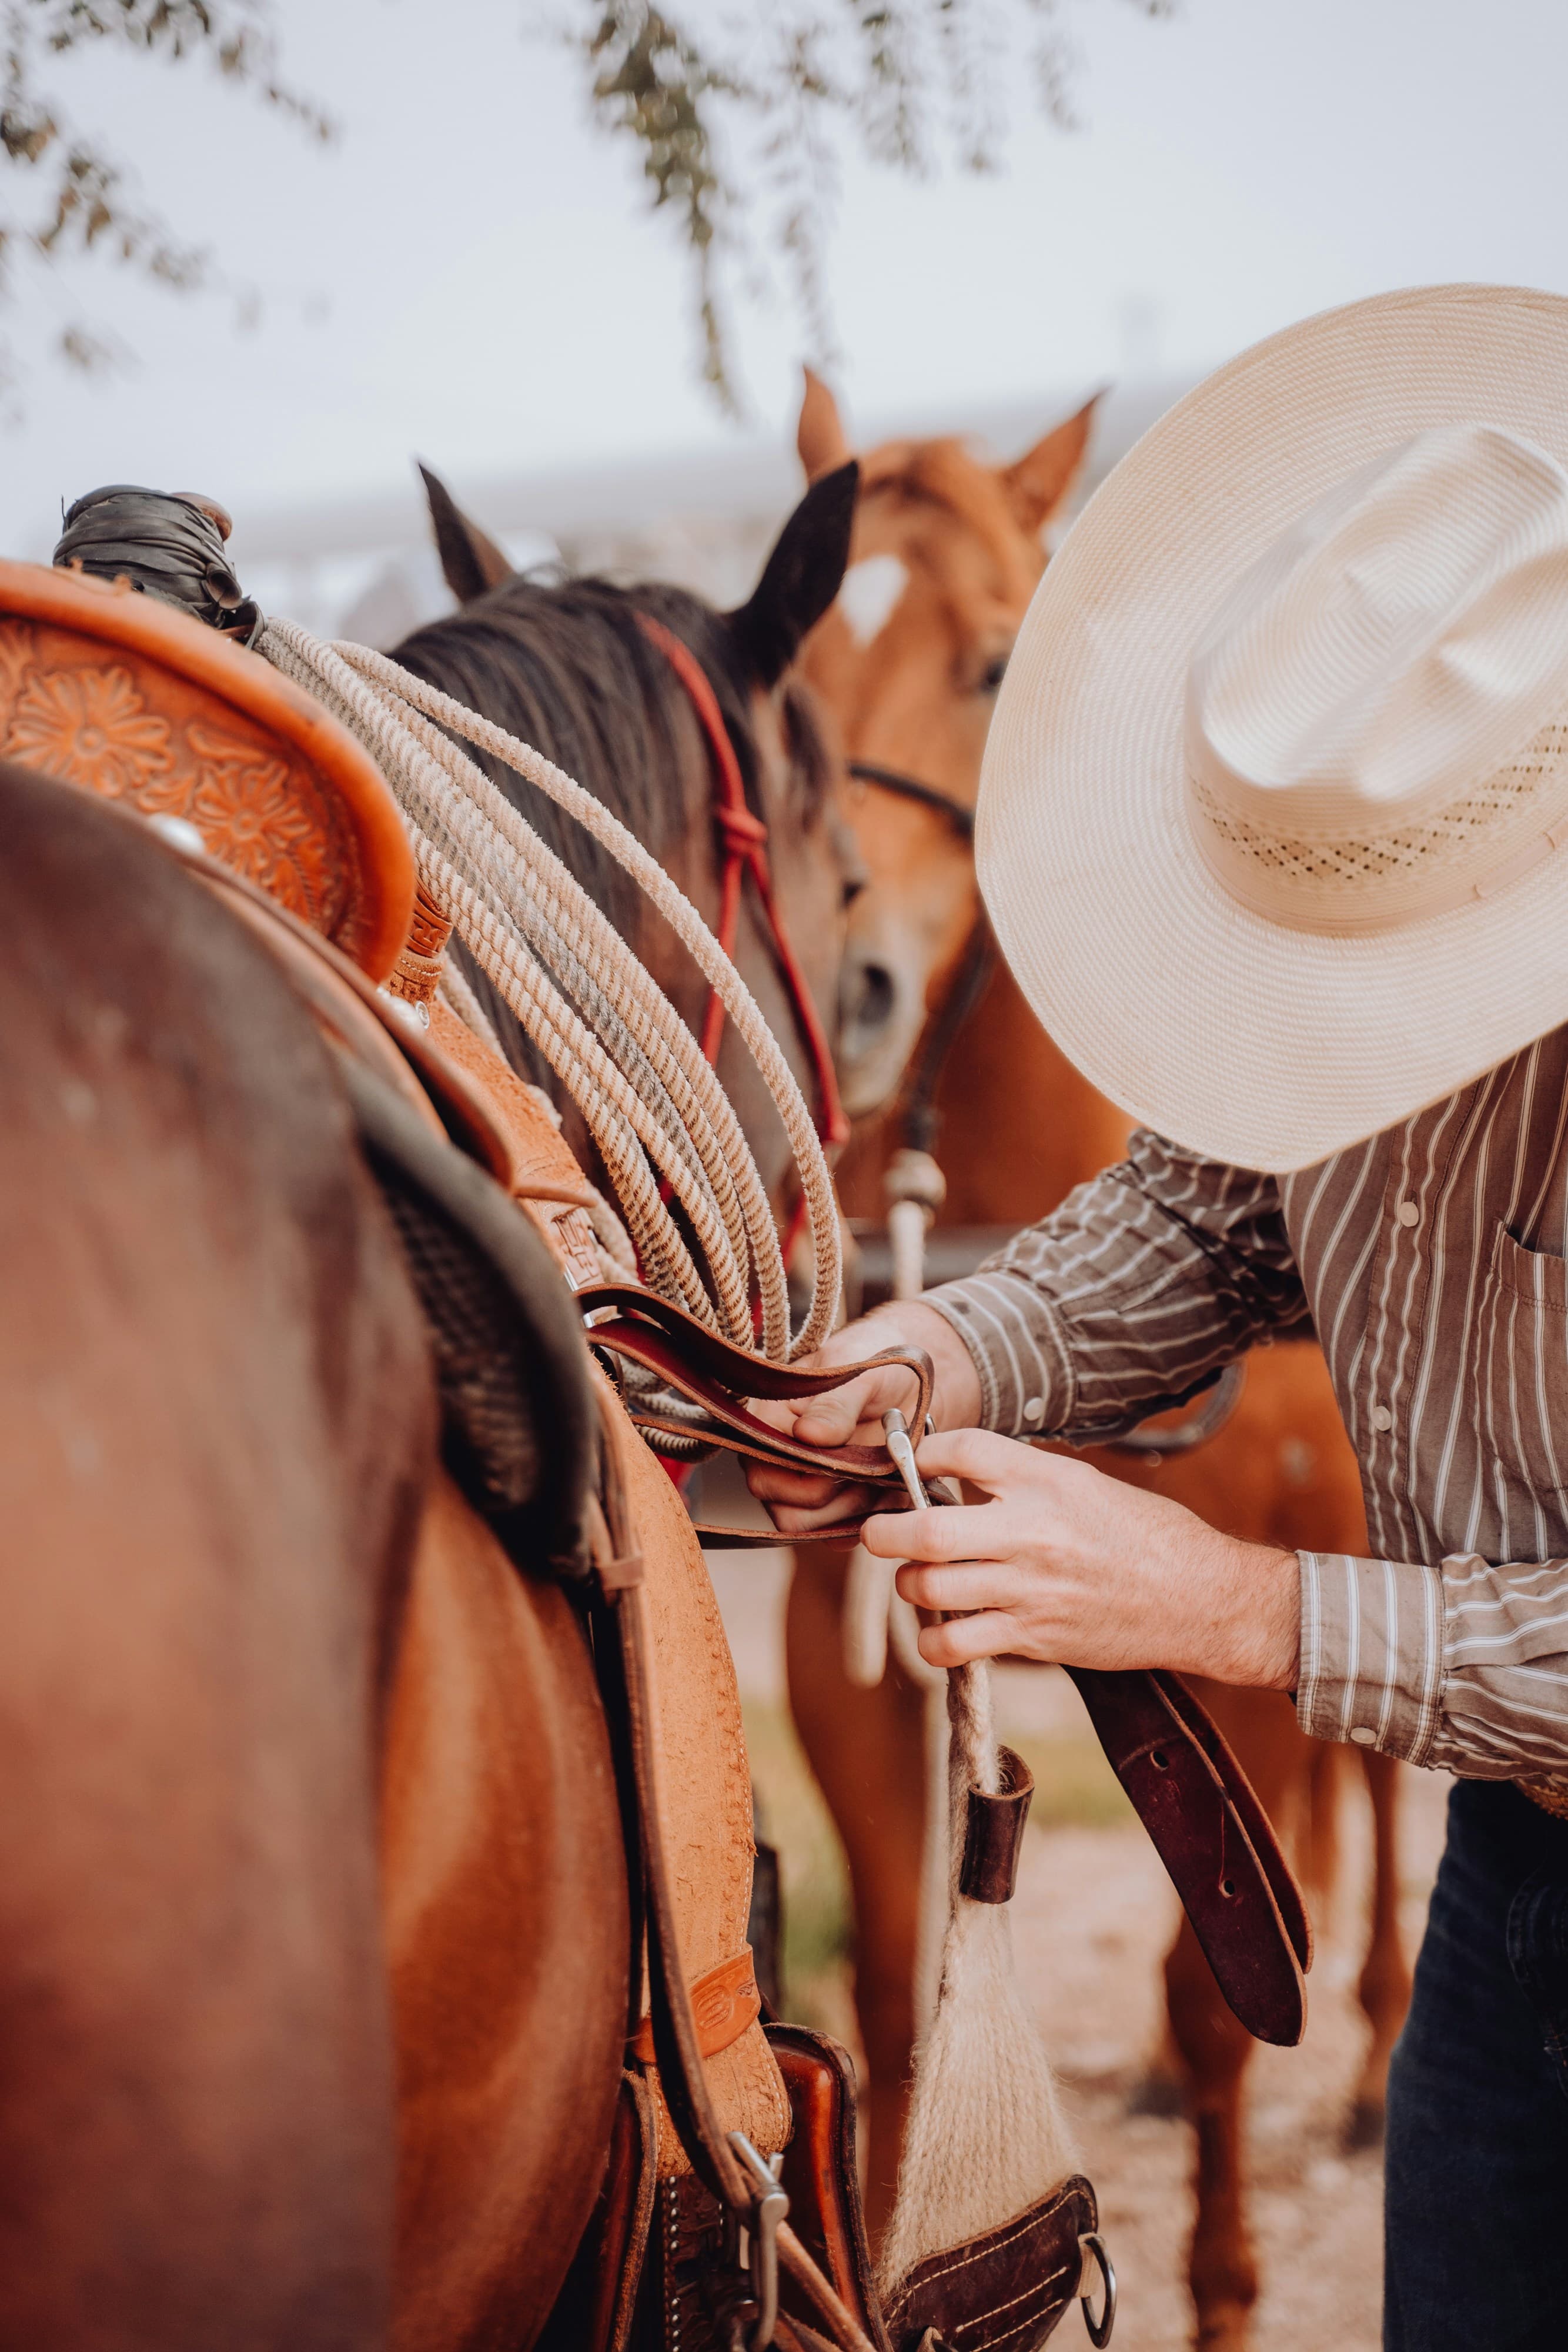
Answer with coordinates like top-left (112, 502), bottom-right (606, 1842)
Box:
top-left (577, 1284), bottom-right (934, 1545)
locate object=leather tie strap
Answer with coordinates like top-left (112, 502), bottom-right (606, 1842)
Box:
top-left (959, 1745), bottom-right (1035, 1905)
top-left (1066, 1666), bottom-right (1309, 2046)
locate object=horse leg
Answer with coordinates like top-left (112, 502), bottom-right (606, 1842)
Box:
top-left (785, 1541), bottom-right (928, 2244)
top-left (1164, 1916), bottom-right (1259, 2350)
top-left (1346, 1747), bottom-right (1410, 2149)
top-left (1165, 1683), bottom-right (1306, 2351)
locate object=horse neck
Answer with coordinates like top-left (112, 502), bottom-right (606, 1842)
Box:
top-left (837, 957), bottom-right (1131, 1226)
top-left (932, 959), bottom-right (1132, 1222)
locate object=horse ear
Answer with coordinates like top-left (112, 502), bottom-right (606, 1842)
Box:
top-left (728, 460), bottom-right (860, 690)
top-left (417, 462), bottom-right (513, 604)
top-left (797, 365), bottom-right (854, 483)
top-left (998, 389), bottom-right (1105, 535)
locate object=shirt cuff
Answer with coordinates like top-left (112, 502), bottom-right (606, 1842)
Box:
top-left (921, 1271), bottom-right (1075, 1435)
top-left (1295, 1550), bottom-right (1445, 1766)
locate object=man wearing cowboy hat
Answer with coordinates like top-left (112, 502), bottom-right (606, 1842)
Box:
top-left (754, 286), bottom-right (1568, 2348)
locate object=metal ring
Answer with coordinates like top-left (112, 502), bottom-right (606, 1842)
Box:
top-left (1078, 2231), bottom-right (1116, 2346)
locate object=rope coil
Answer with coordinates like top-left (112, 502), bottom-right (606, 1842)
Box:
top-left (258, 619), bottom-right (841, 1359)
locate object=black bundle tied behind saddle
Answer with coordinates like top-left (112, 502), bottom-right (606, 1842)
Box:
top-left (55, 485), bottom-right (263, 643)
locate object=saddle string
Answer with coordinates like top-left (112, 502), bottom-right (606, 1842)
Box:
top-left (258, 620), bottom-right (842, 1360)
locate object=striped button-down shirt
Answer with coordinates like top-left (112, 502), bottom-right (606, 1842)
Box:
top-left (925, 1030), bottom-right (1568, 1782)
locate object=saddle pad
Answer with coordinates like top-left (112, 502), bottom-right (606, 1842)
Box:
top-left (0, 559), bottom-right (414, 978)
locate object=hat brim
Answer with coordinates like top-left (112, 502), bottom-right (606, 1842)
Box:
top-left (979, 284), bottom-right (1568, 1174)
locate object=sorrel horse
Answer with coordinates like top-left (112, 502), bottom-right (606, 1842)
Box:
top-left (785, 375), bottom-right (1410, 2348)
top-left (0, 753), bottom-right (628, 2349)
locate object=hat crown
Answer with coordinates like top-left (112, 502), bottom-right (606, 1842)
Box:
top-left (1186, 424), bottom-right (1568, 931)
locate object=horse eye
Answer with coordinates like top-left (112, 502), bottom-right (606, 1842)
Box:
top-left (978, 653), bottom-right (1009, 694)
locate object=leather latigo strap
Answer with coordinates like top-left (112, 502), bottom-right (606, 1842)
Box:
top-left (1067, 1666), bottom-right (1309, 2046)
top-left (576, 1282), bottom-right (932, 1546)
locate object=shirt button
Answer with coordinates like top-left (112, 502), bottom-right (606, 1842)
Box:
top-left (1370, 1404), bottom-right (1394, 1433)
top-left (1022, 1396), bottom-right (1044, 1425)
top-left (1350, 1726), bottom-right (1377, 1746)
top-left (1396, 1200), bottom-right (1420, 1228)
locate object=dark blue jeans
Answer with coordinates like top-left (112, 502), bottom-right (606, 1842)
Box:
top-left (1385, 1778), bottom-right (1568, 2350)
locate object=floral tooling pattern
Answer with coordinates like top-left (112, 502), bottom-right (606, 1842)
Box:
top-left (0, 619), bottom-right (355, 936)
top-left (8, 664), bottom-right (172, 798)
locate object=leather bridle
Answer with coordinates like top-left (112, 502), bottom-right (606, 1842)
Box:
top-left (642, 614), bottom-right (850, 1154)
top-left (848, 756), bottom-right (975, 840)
top-left (849, 756), bottom-right (991, 1159)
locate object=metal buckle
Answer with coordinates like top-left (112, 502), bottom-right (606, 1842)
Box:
top-left (1078, 2230), bottom-right (1117, 2345)
top-left (728, 2130), bottom-right (788, 2352)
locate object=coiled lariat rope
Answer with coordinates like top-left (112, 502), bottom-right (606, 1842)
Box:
top-left (258, 621), bottom-right (841, 1360)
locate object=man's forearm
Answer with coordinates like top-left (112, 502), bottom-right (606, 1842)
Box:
top-left (918, 1140), bottom-right (1310, 1440)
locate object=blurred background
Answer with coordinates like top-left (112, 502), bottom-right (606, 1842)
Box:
top-left (5, 0), bottom-right (1568, 631)
top-left (4, 4), bottom-right (1559, 2340)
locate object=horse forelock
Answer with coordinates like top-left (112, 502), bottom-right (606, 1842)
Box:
top-left (855, 436), bottom-right (1045, 615)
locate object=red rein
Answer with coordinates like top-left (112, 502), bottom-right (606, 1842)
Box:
top-left (636, 614), bottom-right (848, 1160)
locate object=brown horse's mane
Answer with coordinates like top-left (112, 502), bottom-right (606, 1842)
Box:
top-left (392, 572), bottom-right (834, 1093)
top-left (393, 573), bottom-right (833, 944)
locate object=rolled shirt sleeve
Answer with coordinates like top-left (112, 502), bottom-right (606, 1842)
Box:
top-left (922, 1128), bottom-right (1313, 1439)
top-left (1299, 1545), bottom-right (1568, 1779)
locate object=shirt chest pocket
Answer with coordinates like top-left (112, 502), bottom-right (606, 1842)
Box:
top-left (1475, 1223), bottom-right (1568, 1512)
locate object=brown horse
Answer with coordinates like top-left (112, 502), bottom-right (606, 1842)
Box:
top-left (401, 460), bottom-right (864, 1200)
top-left (785, 376), bottom-right (1410, 2349)
top-left (2, 460), bottom-right (865, 2348)
top-left (0, 759), bottom-right (628, 2350)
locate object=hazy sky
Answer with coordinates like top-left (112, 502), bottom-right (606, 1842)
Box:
top-left (3, 0), bottom-right (1567, 553)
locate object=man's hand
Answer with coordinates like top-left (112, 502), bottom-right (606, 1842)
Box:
top-left (744, 1301), bottom-right (982, 1534)
top-left (865, 1426), bottom-right (1300, 1690)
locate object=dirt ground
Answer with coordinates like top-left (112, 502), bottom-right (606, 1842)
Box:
top-left (708, 1547), bottom-right (1451, 2352)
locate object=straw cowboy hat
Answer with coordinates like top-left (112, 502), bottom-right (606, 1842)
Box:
top-left (979, 283), bottom-right (1568, 1174)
